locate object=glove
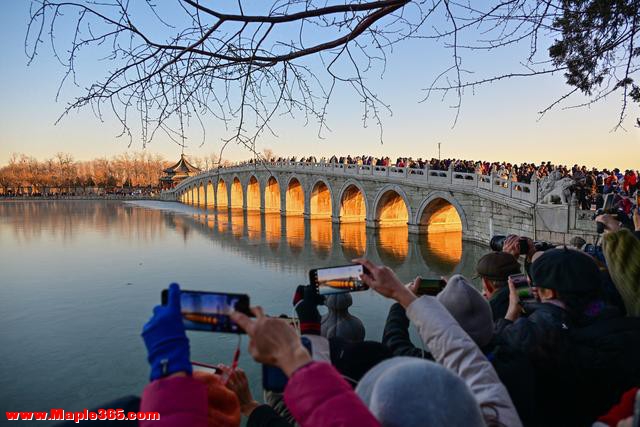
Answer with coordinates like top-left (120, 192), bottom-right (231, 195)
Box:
top-left (293, 285), bottom-right (323, 335)
top-left (142, 283), bottom-right (192, 381)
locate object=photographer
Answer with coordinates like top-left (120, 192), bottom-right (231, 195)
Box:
top-left (355, 258), bottom-right (522, 427)
top-left (596, 211), bottom-right (640, 316)
top-left (230, 308), bottom-right (381, 427)
top-left (497, 249), bottom-right (640, 425)
top-left (140, 283), bottom-right (241, 427)
top-left (475, 251), bottom-right (522, 320)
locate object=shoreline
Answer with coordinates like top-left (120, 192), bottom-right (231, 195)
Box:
top-left (0, 196), bottom-right (159, 202)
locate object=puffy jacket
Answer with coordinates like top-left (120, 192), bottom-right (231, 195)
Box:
top-left (405, 296), bottom-right (522, 427)
top-left (284, 362), bottom-right (380, 427)
top-left (140, 375), bottom-right (208, 427)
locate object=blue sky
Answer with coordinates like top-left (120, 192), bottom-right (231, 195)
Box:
top-left (1, 1), bottom-right (638, 169)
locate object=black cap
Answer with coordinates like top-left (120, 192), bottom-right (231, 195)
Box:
top-left (476, 252), bottom-right (521, 282)
top-left (529, 248), bottom-right (601, 293)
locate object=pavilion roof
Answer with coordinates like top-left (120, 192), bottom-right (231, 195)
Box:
top-left (163, 154), bottom-right (201, 174)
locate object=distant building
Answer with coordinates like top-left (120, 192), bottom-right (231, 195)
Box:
top-left (160, 154), bottom-right (201, 190)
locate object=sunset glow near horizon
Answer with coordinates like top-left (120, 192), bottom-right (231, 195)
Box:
top-left (1, 2), bottom-right (638, 170)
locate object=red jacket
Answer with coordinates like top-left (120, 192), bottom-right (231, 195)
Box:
top-left (285, 362), bottom-right (381, 427)
top-left (139, 362), bottom-right (380, 427)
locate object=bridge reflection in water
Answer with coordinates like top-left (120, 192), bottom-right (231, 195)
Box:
top-left (171, 205), bottom-right (485, 280)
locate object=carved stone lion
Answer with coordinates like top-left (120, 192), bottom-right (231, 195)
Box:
top-left (540, 177), bottom-right (574, 204)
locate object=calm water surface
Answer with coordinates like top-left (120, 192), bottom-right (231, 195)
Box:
top-left (0, 201), bottom-right (488, 422)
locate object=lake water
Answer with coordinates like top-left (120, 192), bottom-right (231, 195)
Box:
top-left (0, 200), bottom-right (488, 423)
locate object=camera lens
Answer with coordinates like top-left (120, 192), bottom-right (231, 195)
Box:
top-left (489, 235), bottom-right (506, 252)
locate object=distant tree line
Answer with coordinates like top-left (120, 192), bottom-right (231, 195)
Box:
top-left (0, 152), bottom-right (223, 196)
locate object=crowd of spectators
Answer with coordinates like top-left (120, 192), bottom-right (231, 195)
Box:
top-left (109, 198), bottom-right (640, 427)
top-left (255, 155), bottom-right (638, 210)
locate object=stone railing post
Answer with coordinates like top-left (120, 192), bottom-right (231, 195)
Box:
top-left (491, 172), bottom-right (497, 193)
top-left (321, 293), bottom-right (365, 342)
top-left (424, 164), bottom-right (430, 182)
top-left (531, 174), bottom-right (539, 203)
top-left (448, 163), bottom-right (454, 184)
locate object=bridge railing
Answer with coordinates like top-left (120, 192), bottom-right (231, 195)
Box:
top-left (170, 161), bottom-right (538, 204)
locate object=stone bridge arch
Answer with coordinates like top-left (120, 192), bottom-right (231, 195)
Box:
top-left (336, 179), bottom-right (369, 223)
top-left (216, 179), bottom-right (228, 208)
top-left (285, 175), bottom-right (305, 216)
top-left (230, 176), bottom-right (243, 209)
top-left (245, 175), bottom-right (261, 211)
top-left (264, 175), bottom-right (281, 213)
top-left (308, 177), bottom-right (333, 219)
top-left (415, 192), bottom-right (467, 234)
top-left (371, 184), bottom-right (412, 228)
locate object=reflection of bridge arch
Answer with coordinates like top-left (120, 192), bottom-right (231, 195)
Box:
top-left (373, 185), bottom-right (411, 227)
top-left (231, 177), bottom-right (243, 209)
top-left (416, 193), bottom-right (467, 233)
top-left (217, 179), bottom-right (228, 208)
top-left (265, 176), bottom-right (281, 213)
top-left (246, 176), bottom-right (261, 211)
top-left (286, 177), bottom-right (304, 215)
top-left (417, 234), bottom-right (462, 275)
top-left (206, 181), bottom-right (215, 209)
top-left (309, 179), bottom-right (332, 219)
top-left (338, 180), bottom-right (367, 223)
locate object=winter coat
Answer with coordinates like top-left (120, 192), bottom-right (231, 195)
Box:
top-left (383, 302), bottom-right (535, 424)
top-left (405, 296), bottom-right (522, 427)
top-left (489, 286), bottom-right (510, 321)
top-left (603, 228), bottom-right (640, 316)
top-left (140, 375), bottom-right (208, 427)
top-left (284, 362), bottom-right (380, 427)
top-left (495, 301), bottom-right (640, 426)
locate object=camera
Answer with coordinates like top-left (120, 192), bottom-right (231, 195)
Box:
top-left (592, 193), bottom-right (619, 234)
top-left (489, 235), bottom-right (555, 254)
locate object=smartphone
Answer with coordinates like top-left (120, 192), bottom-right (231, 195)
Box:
top-left (509, 273), bottom-right (529, 287)
top-left (262, 337), bottom-right (312, 392)
top-left (161, 289), bottom-right (250, 333)
top-left (416, 277), bottom-right (447, 296)
top-left (309, 264), bottom-right (369, 295)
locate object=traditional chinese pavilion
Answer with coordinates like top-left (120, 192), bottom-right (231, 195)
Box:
top-left (160, 154), bottom-right (201, 190)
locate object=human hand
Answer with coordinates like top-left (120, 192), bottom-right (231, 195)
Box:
top-left (505, 279), bottom-right (523, 322)
top-left (142, 283), bottom-right (191, 381)
top-left (218, 366), bottom-right (259, 417)
top-left (502, 235), bottom-right (522, 258)
top-left (406, 276), bottom-right (421, 295)
top-left (633, 208), bottom-right (640, 232)
top-left (354, 258), bottom-right (416, 308)
top-left (231, 307), bottom-right (311, 377)
top-left (596, 214), bottom-right (622, 233)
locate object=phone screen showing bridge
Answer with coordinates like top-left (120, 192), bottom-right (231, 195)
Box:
top-left (180, 292), bottom-right (247, 333)
top-left (315, 265), bottom-right (366, 294)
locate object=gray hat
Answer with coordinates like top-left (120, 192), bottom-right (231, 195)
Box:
top-left (356, 357), bottom-right (484, 427)
top-left (437, 274), bottom-right (494, 348)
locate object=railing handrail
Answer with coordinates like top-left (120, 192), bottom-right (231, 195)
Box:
top-left (165, 161), bottom-right (538, 204)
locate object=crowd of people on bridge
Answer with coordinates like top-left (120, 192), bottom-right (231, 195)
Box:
top-left (111, 200), bottom-right (640, 427)
top-left (252, 154), bottom-right (638, 211)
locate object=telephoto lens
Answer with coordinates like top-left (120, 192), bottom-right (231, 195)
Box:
top-left (489, 235), bottom-right (506, 252)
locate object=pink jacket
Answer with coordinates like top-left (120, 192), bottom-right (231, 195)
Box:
top-left (140, 375), bottom-right (208, 427)
top-left (285, 362), bottom-right (380, 427)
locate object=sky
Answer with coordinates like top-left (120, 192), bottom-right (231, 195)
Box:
top-left (1, 1), bottom-right (638, 169)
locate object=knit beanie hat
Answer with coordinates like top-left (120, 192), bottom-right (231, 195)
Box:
top-left (193, 371), bottom-right (241, 427)
top-left (356, 357), bottom-right (484, 427)
top-left (437, 274), bottom-right (494, 348)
